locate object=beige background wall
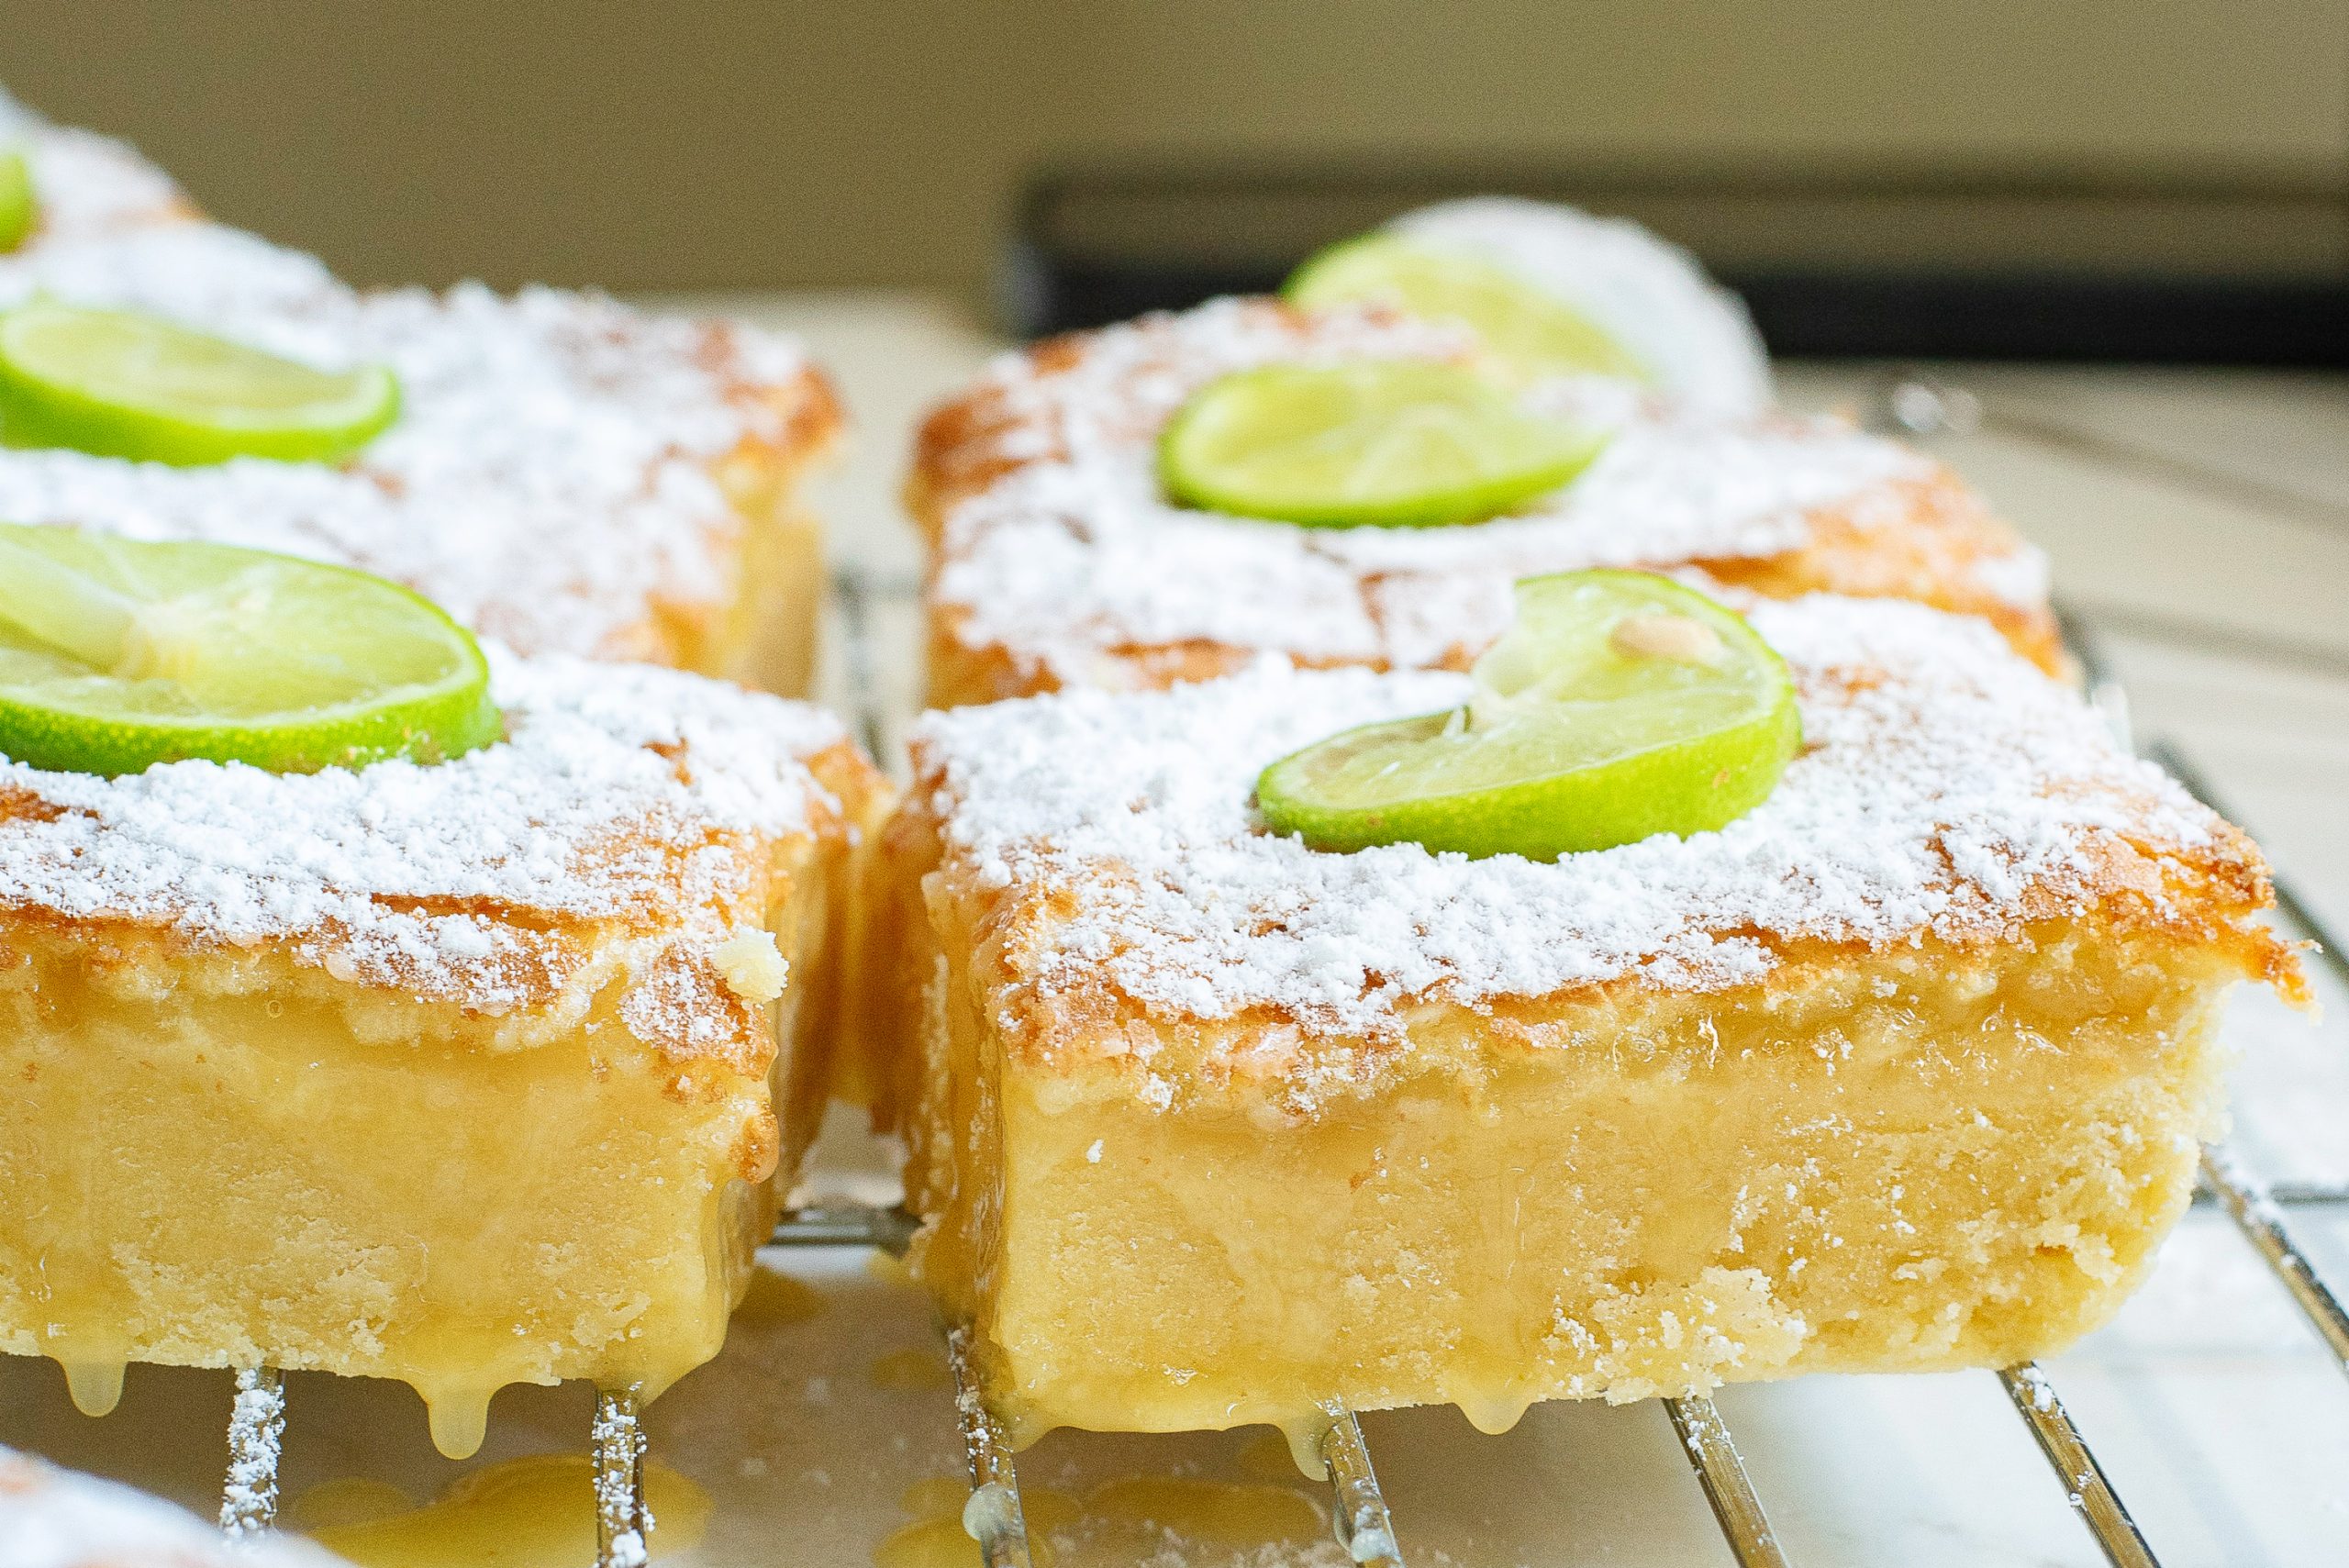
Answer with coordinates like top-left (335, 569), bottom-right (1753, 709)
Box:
top-left (9, 1), bottom-right (2346, 297)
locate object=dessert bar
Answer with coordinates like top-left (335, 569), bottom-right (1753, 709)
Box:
top-left (868, 592), bottom-right (2296, 1445)
top-left (0, 650), bottom-right (888, 1457)
top-left (0, 94), bottom-right (839, 696)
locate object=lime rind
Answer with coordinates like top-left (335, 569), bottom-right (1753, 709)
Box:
top-left (0, 303), bottom-right (400, 466)
top-left (1285, 231), bottom-right (1651, 385)
top-left (0, 524), bottom-right (499, 777)
top-left (1160, 360), bottom-right (1605, 529)
top-left (1255, 571), bottom-right (1800, 860)
top-left (0, 149), bottom-right (34, 253)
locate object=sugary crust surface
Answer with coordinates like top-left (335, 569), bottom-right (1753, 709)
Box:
top-left (0, 1445), bottom-right (346, 1568)
top-left (901, 593), bottom-right (2296, 1108)
top-left (0, 95), bottom-right (841, 669)
top-left (0, 649), bottom-right (885, 1069)
top-left (912, 297), bottom-right (2063, 695)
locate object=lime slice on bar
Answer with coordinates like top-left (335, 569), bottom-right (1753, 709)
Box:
top-left (0, 522), bottom-right (500, 776)
top-left (1256, 570), bottom-right (1799, 859)
top-left (0, 302), bottom-right (399, 465)
top-left (1286, 232), bottom-right (1648, 384)
top-left (1160, 361), bottom-right (1603, 528)
top-left (0, 150), bottom-right (34, 252)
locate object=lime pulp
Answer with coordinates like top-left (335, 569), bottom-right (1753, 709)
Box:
top-left (0, 302), bottom-right (399, 466)
top-left (0, 523), bottom-right (500, 777)
top-left (0, 150), bottom-right (33, 252)
top-left (1255, 570), bottom-right (1800, 859)
top-left (1286, 232), bottom-right (1649, 385)
top-left (1159, 360), bottom-right (1604, 528)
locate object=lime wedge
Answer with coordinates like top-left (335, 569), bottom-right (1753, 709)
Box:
top-left (1256, 571), bottom-right (1799, 859)
top-left (1160, 361), bottom-right (1603, 528)
top-left (0, 150), bottom-right (34, 252)
top-left (0, 302), bottom-right (399, 466)
top-left (0, 523), bottom-right (501, 777)
top-left (1286, 232), bottom-right (1649, 385)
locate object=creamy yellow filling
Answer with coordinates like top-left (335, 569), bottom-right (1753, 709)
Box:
top-left (0, 937), bottom-right (777, 1459)
top-left (907, 915), bottom-right (2247, 1448)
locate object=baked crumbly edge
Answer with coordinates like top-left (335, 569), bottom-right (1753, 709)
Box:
top-left (0, 651), bottom-right (891, 1072)
top-left (907, 297), bottom-right (2064, 700)
top-left (867, 746), bottom-right (2300, 1140)
top-left (861, 596), bottom-right (2305, 1123)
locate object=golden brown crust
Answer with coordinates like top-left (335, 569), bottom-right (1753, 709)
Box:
top-left (0, 684), bottom-right (891, 1076)
top-left (907, 827), bottom-right (2295, 1109)
top-left (864, 760), bottom-right (2292, 1145)
top-left (721, 361), bottom-right (848, 494)
top-left (870, 610), bottom-right (2307, 1117)
top-left (909, 328), bottom-right (1099, 539)
top-left (918, 460), bottom-right (2070, 697)
top-left (1699, 469), bottom-right (2068, 677)
top-left (910, 307), bottom-right (2069, 696)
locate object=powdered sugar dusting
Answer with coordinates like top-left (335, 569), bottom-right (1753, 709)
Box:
top-left (0, 1444), bottom-right (349, 1568)
top-left (0, 648), bottom-right (847, 1022)
top-left (0, 224), bottom-right (350, 328)
top-left (1390, 195), bottom-right (1773, 417)
top-left (931, 298), bottom-right (2043, 684)
top-left (913, 595), bottom-right (2232, 1054)
top-left (1, 87), bottom-right (188, 242)
top-left (0, 106), bottom-right (818, 660)
top-left (15, 125), bottom-right (188, 239)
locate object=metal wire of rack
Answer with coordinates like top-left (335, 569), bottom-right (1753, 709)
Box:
top-left (196, 417), bottom-right (2346, 1567)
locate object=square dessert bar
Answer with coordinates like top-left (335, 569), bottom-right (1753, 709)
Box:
top-left (912, 297), bottom-right (2065, 706)
top-left (0, 99), bottom-right (841, 697)
top-left (0, 651), bottom-right (890, 1459)
top-left (867, 594), bottom-right (2298, 1446)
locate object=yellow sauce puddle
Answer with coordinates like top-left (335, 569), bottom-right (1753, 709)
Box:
top-left (876, 1486), bottom-right (1077, 1568)
top-left (308, 1453), bottom-right (711, 1567)
top-left (898, 1476), bottom-right (973, 1517)
top-left (736, 1267), bottom-right (825, 1327)
top-left (286, 1477), bottom-right (416, 1532)
top-left (867, 1347), bottom-right (953, 1391)
top-left (876, 1475), bottom-right (1319, 1567)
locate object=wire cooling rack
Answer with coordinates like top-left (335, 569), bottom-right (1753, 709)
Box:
top-left (20, 377), bottom-right (2344, 1568)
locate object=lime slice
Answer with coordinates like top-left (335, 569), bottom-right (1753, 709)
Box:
top-left (1256, 571), bottom-right (1799, 859)
top-left (0, 523), bottom-right (501, 777)
top-left (1286, 232), bottom-right (1649, 384)
top-left (1160, 361), bottom-right (1603, 528)
top-left (0, 302), bottom-right (399, 466)
top-left (0, 150), bottom-right (34, 252)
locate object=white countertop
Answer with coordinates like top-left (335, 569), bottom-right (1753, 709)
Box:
top-left (5, 292), bottom-right (2344, 1568)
